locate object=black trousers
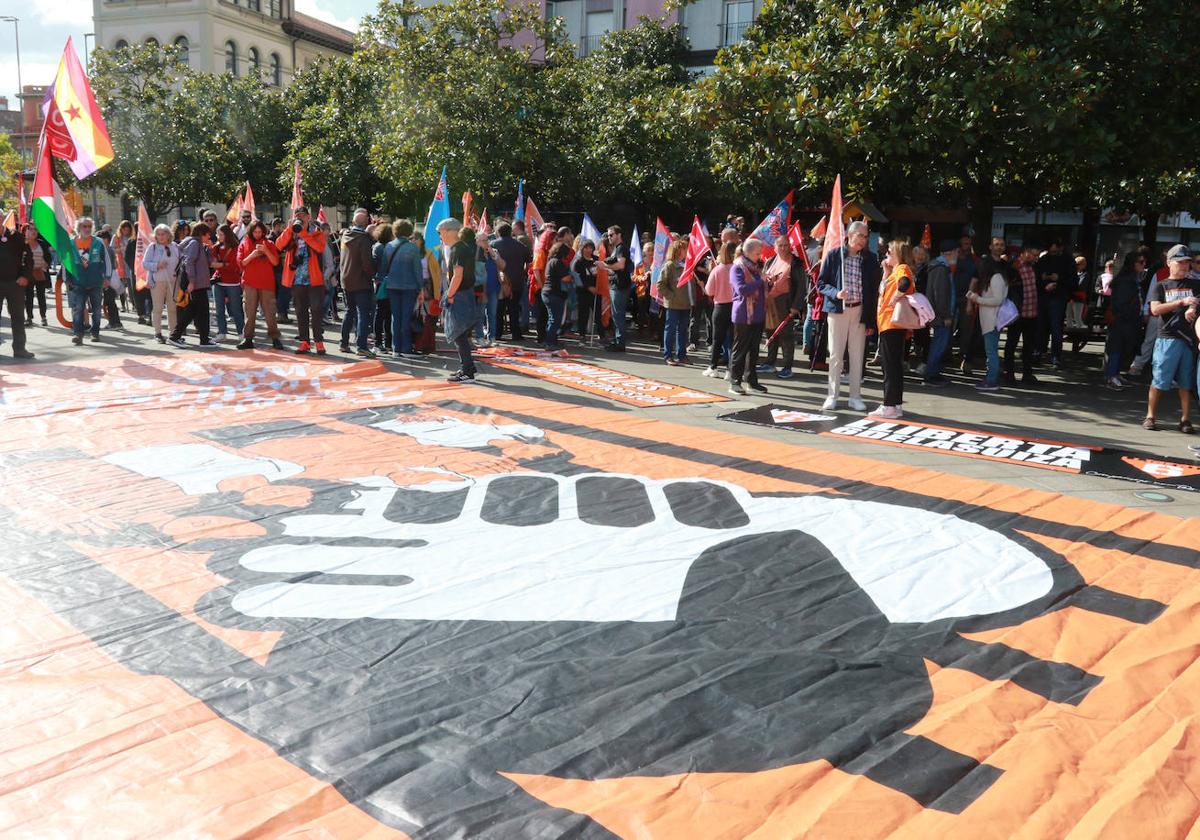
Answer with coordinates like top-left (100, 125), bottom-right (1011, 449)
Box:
top-left (878, 328), bottom-right (906, 407)
top-left (103, 286), bottom-right (122, 326)
top-left (172, 287), bottom-right (210, 342)
top-left (25, 282), bottom-right (48, 320)
top-left (535, 294), bottom-right (548, 343)
top-left (731, 322), bottom-right (764, 385)
top-left (291, 284), bottom-right (325, 343)
top-left (1, 281), bottom-right (27, 352)
top-left (499, 291), bottom-right (523, 340)
top-left (709, 302), bottom-right (732, 368)
top-left (1005, 316), bottom-right (1037, 376)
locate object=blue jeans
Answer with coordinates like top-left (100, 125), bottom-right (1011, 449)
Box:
top-left (388, 288), bottom-right (419, 353)
top-left (925, 324), bottom-right (951, 379)
top-left (1038, 297), bottom-right (1067, 361)
top-left (542, 291), bottom-right (565, 349)
top-left (342, 288), bottom-right (375, 350)
top-left (982, 328), bottom-right (1001, 385)
top-left (663, 308), bottom-right (690, 359)
top-left (213, 285), bottom-right (244, 335)
top-left (609, 285), bottom-right (632, 346)
top-left (485, 288), bottom-right (500, 342)
top-left (68, 285), bottom-right (103, 337)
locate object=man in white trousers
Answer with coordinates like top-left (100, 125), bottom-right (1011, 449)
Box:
top-left (817, 221), bottom-right (881, 411)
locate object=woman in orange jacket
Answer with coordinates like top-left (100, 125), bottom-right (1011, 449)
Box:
top-left (872, 239), bottom-right (915, 419)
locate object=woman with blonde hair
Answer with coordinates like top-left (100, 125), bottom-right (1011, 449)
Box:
top-left (871, 239), bottom-right (916, 418)
top-left (140, 223), bottom-right (181, 343)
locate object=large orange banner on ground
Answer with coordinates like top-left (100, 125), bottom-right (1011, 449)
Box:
top-left (1, 354), bottom-right (1198, 838)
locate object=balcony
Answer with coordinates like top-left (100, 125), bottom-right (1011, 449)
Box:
top-left (720, 19), bottom-right (752, 46)
top-left (580, 34), bottom-right (604, 57)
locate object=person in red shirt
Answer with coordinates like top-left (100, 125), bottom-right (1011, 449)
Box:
top-left (236, 220), bottom-right (282, 350)
top-left (211, 224), bottom-right (244, 341)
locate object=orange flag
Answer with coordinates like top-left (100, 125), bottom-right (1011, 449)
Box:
top-left (135, 202), bottom-right (152, 291)
top-left (921, 224), bottom-right (932, 250)
top-left (822, 176), bottom-right (845, 262)
top-left (225, 191), bottom-right (243, 223)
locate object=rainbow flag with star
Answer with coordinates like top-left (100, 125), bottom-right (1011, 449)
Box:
top-left (43, 38), bottom-right (114, 180)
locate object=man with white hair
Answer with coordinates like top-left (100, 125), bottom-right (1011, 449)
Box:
top-left (816, 221), bottom-right (881, 411)
top-left (438, 218), bottom-right (480, 383)
top-left (65, 217), bottom-right (111, 346)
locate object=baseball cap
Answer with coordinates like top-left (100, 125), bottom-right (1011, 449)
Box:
top-left (1167, 244), bottom-right (1191, 263)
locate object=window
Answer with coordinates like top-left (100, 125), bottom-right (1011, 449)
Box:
top-left (583, 11), bottom-right (613, 56)
top-left (225, 41), bottom-right (238, 75)
top-left (722, 0), bottom-right (754, 46)
top-left (173, 36), bottom-right (189, 66)
top-left (248, 47), bottom-right (261, 78)
top-left (114, 39), bottom-right (128, 50)
top-left (145, 37), bottom-right (159, 47)
top-left (269, 53), bottom-right (282, 87)
top-left (269, 0), bottom-right (281, 19)
top-left (247, 0), bottom-right (260, 10)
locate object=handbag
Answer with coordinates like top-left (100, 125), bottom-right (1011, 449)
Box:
top-left (996, 298), bottom-right (1019, 330)
top-left (890, 294), bottom-right (924, 330)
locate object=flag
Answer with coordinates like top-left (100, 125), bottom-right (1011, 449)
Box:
top-left (18, 173), bottom-right (27, 227)
top-left (134, 202), bottom-right (152, 291)
top-left (748, 190), bottom-right (793, 258)
top-left (525, 196), bottom-right (544, 232)
top-left (649, 218), bottom-right (670, 300)
top-left (478, 209), bottom-right (491, 238)
top-left (678, 215), bottom-right (711, 287)
top-left (810, 217), bottom-right (827, 239)
top-left (243, 181), bottom-right (256, 220)
top-left (423, 165), bottom-right (450, 252)
top-left (31, 139), bottom-right (82, 278)
top-left (43, 38), bottom-right (114, 180)
top-left (788, 222), bottom-right (811, 273)
top-left (580, 212), bottom-right (603, 247)
top-left (823, 175), bottom-right (845, 262)
top-left (1, 210), bottom-right (15, 234)
top-left (514, 179), bottom-right (525, 222)
top-left (317, 205), bottom-right (328, 225)
top-left (595, 241), bottom-right (611, 327)
top-left (921, 224), bottom-right (932, 250)
top-left (290, 161), bottom-right (304, 214)
top-left (225, 191), bottom-right (243, 223)
top-left (630, 224), bottom-right (642, 268)
top-left (462, 191), bottom-right (473, 227)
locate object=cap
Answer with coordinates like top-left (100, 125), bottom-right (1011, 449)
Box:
top-left (1167, 244), bottom-right (1191, 263)
top-left (938, 238), bottom-right (958, 253)
top-left (294, 205), bottom-right (309, 216)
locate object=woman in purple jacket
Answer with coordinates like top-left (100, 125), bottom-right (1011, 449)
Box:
top-left (729, 238), bottom-right (768, 395)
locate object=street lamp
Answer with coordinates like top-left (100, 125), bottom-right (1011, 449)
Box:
top-left (84, 33), bottom-right (94, 65)
top-left (0, 16), bottom-right (25, 168)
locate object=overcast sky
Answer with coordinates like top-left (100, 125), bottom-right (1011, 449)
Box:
top-left (1, 0), bottom-right (372, 113)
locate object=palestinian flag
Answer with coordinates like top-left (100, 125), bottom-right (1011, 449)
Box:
top-left (32, 139), bottom-right (82, 277)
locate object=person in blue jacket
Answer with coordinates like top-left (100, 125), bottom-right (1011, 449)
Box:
top-left (380, 219), bottom-right (423, 356)
top-left (65, 217), bottom-right (111, 346)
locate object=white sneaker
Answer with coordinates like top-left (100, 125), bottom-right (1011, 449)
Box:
top-left (216, 333), bottom-right (227, 342)
top-left (840, 373), bottom-right (850, 385)
top-left (728, 382), bottom-right (746, 395)
top-left (200, 339), bottom-right (221, 348)
top-left (848, 397), bottom-right (867, 412)
top-left (702, 366), bottom-right (718, 377)
top-left (821, 397), bottom-right (838, 411)
top-left (724, 369), bottom-right (732, 381)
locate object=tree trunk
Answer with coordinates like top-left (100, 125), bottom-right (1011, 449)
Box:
top-left (1140, 209), bottom-right (1159, 249)
top-left (967, 177), bottom-right (994, 253)
top-left (1079, 205), bottom-right (1101, 268)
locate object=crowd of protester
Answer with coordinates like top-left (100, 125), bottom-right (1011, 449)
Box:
top-left (1, 206), bottom-right (1197, 430)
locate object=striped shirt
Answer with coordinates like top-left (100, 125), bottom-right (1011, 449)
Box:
top-left (1017, 262), bottom-right (1037, 319)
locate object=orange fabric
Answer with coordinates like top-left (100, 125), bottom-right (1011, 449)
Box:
top-left (877, 263), bottom-right (915, 332)
top-left (275, 224), bottom-right (327, 288)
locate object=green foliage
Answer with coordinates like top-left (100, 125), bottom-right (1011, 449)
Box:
top-left (0, 133), bottom-right (22, 209)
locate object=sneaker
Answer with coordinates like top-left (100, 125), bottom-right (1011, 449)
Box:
top-left (665, 357), bottom-right (678, 366)
top-left (356, 348), bottom-right (377, 359)
top-left (748, 382), bottom-right (768, 393)
top-left (216, 333), bottom-right (227, 342)
top-left (23, 318), bottom-right (32, 327)
top-left (72, 335), bottom-right (83, 346)
top-left (155, 334), bottom-right (166, 344)
top-left (41, 317), bottom-right (48, 326)
top-left (869, 405), bottom-right (902, 419)
top-left (1128, 366), bottom-right (1143, 378)
top-left (1022, 374), bottom-right (1040, 386)
top-left (777, 368), bottom-right (793, 379)
top-left (975, 381), bottom-right (1001, 391)
top-left (821, 397), bottom-right (839, 411)
top-left (237, 339), bottom-right (254, 350)
top-left (914, 363), bottom-right (927, 378)
top-left (167, 337), bottom-right (187, 348)
top-left (271, 338), bottom-right (285, 350)
top-left (923, 375), bottom-right (950, 388)
top-left (848, 397), bottom-right (867, 411)
top-left (724, 369), bottom-right (732, 381)
top-left (200, 339), bottom-right (220, 348)
top-left (339, 344), bottom-right (352, 354)
top-left (90, 334), bottom-right (101, 343)
top-left (1105, 377), bottom-right (1125, 391)
top-left (678, 357), bottom-right (692, 366)
top-left (702, 366), bottom-right (718, 377)
top-left (278, 315), bottom-right (292, 324)
top-left (728, 382), bottom-right (747, 395)
top-left (315, 342), bottom-right (327, 356)
top-left (295, 341), bottom-right (312, 354)
top-left (14, 350), bottom-right (35, 359)
top-left (447, 371), bottom-right (475, 383)
top-left (840, 373), bottom-right (850, 385)
top-left (756, 363), bottom-right (776, 373)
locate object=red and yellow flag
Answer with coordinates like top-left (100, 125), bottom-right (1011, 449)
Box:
top-left (45, 37), bottom-right (114, 180)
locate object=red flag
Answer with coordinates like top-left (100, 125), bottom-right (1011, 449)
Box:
top-left (225, 191), bottom-right (243, 223)
top-left (525, 197), bottom-right (544, 232)
top-left (478, 209), bottom-right (491, 238)
top-left (822, 176), bottom-right (845, 262)
top-left (921, 224), bottom-right (932, 250)
top-left (595, 241), bottom-right (611, 327)
top-left (462, 191), bottom-right (473, 226)
top-left (748, 190), bottom-right (793, 259)
top-left (678, 215), bottom-right (712, 287)
top-left (810, 217), bottom-right (827, 239)
top-left (290, 161), bottom-right (304, 213)
top-left (17, 173), bottom-right (27, 227)
top-left (317, 205), bottom-right (328, 225)
top-left (135, 201), bottom-right (152, 291)
top-left (788, 222), bottom-right (810, 273)
top-left (243, 181), bottom-right (256, 220)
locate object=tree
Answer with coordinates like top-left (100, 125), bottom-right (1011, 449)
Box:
top-left (210, 73), bottom-right (291, 206)
top-left (689, 0), bottom-right (1176, 244)
top-left (283, 55), bottom-right (389, 211)
top-left (360, 0), bottom-right (579, 216)
top-left (0, 133), bottom-right (22, 209)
